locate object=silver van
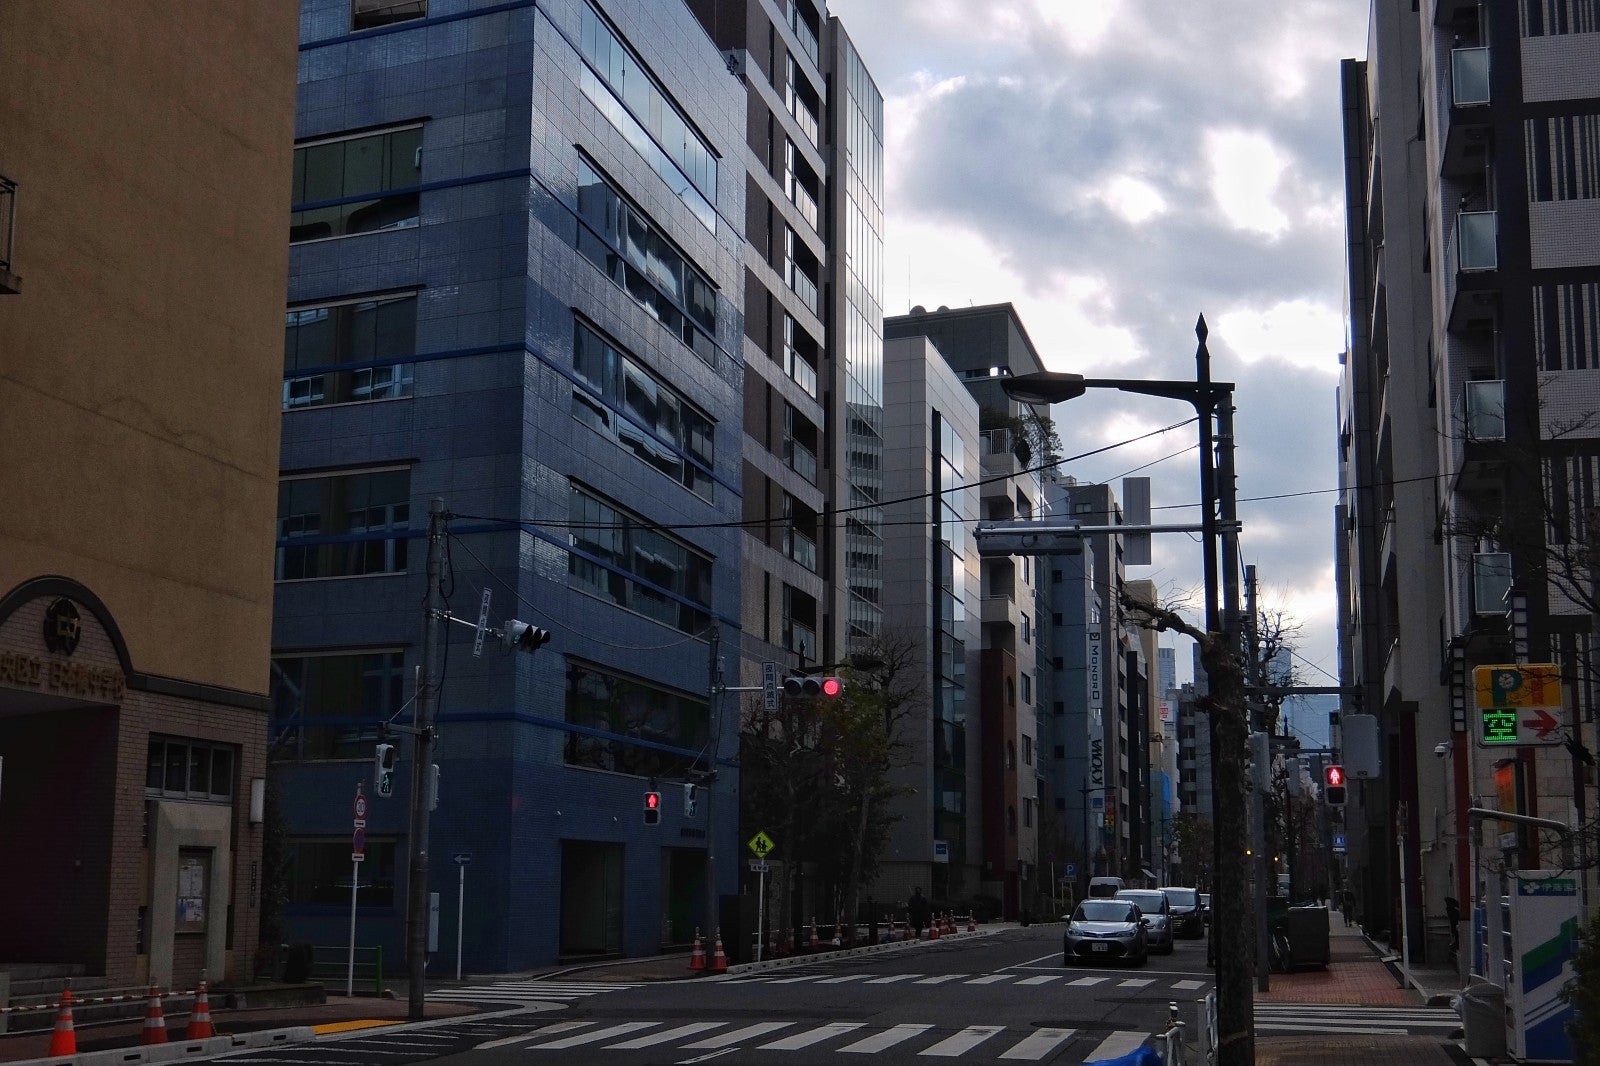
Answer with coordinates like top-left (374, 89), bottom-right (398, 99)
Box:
top-left (1088, 876), bottom-right (1126, 898)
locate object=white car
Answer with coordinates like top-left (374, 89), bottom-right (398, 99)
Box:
top-left (1115, 889), bottom-right (1174, 954)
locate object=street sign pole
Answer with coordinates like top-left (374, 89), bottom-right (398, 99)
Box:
top-left (348, 782), bottom-right (366, 997)
top-left (452, 854), bottom-right (471, 982)
top-left (753, 860), bottom-right (767, 962)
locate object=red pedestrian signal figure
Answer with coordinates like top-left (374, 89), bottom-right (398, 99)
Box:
top-left (1324, 765), bottom-right (1347, 807)
top-left (644, 790), bottom-right (661, 825)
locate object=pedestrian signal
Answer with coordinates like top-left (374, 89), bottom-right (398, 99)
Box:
top-left (1324, 764), bottom-right (1347, 806)
top-left (374, 743), bottom-right (398, 797)
top-left (643, 790), bottom-right (661, 825)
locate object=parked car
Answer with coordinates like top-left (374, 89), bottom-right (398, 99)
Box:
top-left (1115, 889), bottom-right (1174, 954)
top-left (1063, 899), bottom-right (1149, 966)
top-left (1160, 886), bottom-right (1205, 939)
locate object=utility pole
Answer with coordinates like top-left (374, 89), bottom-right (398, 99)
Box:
top-left (407, 498), bottom-right (447, 1021)
top-left (1245, 564), bottom-right (1270, 991)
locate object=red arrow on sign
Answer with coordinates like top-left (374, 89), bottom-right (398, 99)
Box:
top-left (1521, 707), bottom-right (1561, 740)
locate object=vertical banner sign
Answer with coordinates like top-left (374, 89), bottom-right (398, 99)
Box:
top-left (1507, 870), bottom-right (1578, 1061)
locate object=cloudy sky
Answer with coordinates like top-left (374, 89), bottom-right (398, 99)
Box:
top-left (828, 0), bottom-right (1369, 695)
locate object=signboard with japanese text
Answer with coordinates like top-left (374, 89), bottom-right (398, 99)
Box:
top-left (1473, 664), bottom-right (1565, 747)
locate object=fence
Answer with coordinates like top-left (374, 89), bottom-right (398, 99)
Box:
top-left (309, 945), bottom-right (385, 996)
top-left (1157, 1000), bottom-right (1189, 1066)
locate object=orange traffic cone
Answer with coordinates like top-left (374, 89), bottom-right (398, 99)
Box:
top-left (47, 985), bottom-right (76, 1057)
top-left (710, 928), bottom-right (728, 972)
top-left (142, 987), bottom-right (168, 1046)
top-left (186, 980), bottom-right (214, 1039)
top-left (689, 928), bottom-right (705, 971)
top-left (968, 913), bottom-right (976, 932)
top-left (929, 914), bottom-right (941, 940)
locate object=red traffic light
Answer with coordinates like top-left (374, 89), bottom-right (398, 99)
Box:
top-left (820, 676), bottom-right (843, 698)
top-left (1326, 765), bottom-right (1345, 787)
top-left (645, 791), bottom-right (660, 810)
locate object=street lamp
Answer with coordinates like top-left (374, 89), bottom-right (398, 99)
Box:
top-left (1002, 317), bottom-right (1260, 1057)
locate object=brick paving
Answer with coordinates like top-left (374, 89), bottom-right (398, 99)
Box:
top-left (1257, 1035), bottom-right (1461, 1065)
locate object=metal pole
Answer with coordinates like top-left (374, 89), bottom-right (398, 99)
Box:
top-left (705, 626), bottom-right (721, 949)
top-left (1398, 828), bottom-right (1415, 993)
top-left (755, 865), bottom-right (766, 963)
top-left (407, 498), bottom-right (447, 1021)
top-left (456, 863), bottom-right (465, 983)
top-left (347, 857), bottom-right (359, 997)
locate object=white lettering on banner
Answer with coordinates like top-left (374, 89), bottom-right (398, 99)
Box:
top-left (1091, 737), bottom-right (1104, 787)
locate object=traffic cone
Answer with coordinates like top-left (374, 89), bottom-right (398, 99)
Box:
top-left (930, 914), bottom-right (941, 940)
top-left (142, 987), bottom-right (168, 1046)
top-left (186, 980), bottom-right (214, 1039)
top-left (887, 916), bottom-right (897, 941)
top-left (689, 928), bottom-right (705, 971)
top-left (47, 985), bottom-right (76, 1057)
top-left (710, 928), bottom-right (728, 972)
top-left (809, 918), bottom-right (818, 949)
top-left (832, 918), bottom-right (842, 946)
top-left (968, 913), bottom-right (976, 932)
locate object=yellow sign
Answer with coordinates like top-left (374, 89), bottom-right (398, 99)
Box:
top-left (1473, 663), bottom-right (1566, 747)
top-left (747, 830), bottom-right (775, 858)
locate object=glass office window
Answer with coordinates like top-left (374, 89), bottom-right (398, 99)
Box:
top-left (284, 293), bottom-right (417, 409)
top-left (291, 126), bottom-right (422, 243)
top-left (277, 468), bottom-right (411, 580)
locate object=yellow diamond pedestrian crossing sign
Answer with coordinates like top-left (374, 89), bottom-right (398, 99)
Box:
top-left (747, 830), bottom-right (775, 858)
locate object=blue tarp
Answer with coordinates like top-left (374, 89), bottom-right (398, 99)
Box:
top-left (1085, 1047), bottom-right (1160, 1066)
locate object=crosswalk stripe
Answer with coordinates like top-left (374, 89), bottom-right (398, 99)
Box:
top-left (915, 974), bottom-right (967, 984)
top-left (817, 974), bottom-right (871, 983)
top-left (1118, 979), bottom-right (1155, 988)
top-left (475, 1021), bottom-right (590, 1050)
top-left (999, 1027), bottom-right (1077, 1061)
top-left (866, 974), bottom-right (921, 984)
top-left (1015, 975), bottom-right (1063, 986)
top-left (1085, 1030), bottom-right (1147, 1060)
top-left (1068, 976), bottom-right (1108, 986)
top-left (964, 975), bottom-right (1012, 984)
top-left (1172, 980), bottom-right (1206, 990)
top-left (681, 1022), bottom-right (792, 1049)
top-left (765, 974), bottom-right (825, 984)
top-left (605, 1023), bottom-right (726, 1049)
top-left (838, 1024), bottom-right (934, 1053)
top-left (919, 1025), bottom-right (1005, 1057)
top-left (526, 1022), bottom-right (657, 1049)
top-left (758, 1022), bottom-right (866, 1050)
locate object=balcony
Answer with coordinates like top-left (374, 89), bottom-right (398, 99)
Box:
top-left (784, 527), bottom-right (818, 572)
top-left (1457, 210), bottom-right (1498, 271)
top-left (788, 0), bottom-right (819, 65)
top-left (0, 174), bottom-right (19, 295)
top-left (787, 90), bottom-right (820, 148)
top-left (784, 619), bottom-right (817, 662)
top-left (1442, 48), bottom-right (1492, 178)
top-left (783, 343), bottom-right (818, 398)
top-left (1456, 379), bottom-right (1507, 497)
top-left (783, 437), bottom-right (818, 484)
top-left (786, 260), bottom-right (819, 316)
top-left (786, 171), bottom-right (820, 231)
top-left (1433, 0), bottom-right (1480, 28)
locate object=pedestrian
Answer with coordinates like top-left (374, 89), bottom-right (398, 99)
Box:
top-left (1342, 889), bottom-right (1355, 927)
top-left (908, 886), bottom-right (929, 940)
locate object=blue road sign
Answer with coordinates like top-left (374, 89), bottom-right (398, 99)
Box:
top-left (1333, 832), bottom-right (1346, 853)
top-left (1065, 862), bottom-right (1079, 879)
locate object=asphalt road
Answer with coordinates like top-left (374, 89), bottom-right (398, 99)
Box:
top-left (309, 925), bottom-right (1210, 1065)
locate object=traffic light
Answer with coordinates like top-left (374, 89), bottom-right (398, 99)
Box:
top-left (783, 674), bottom-right (844, 698)
top-left (374, 743), bottom-right (397, 797)
top-left (643, 790), bottom-right (661, 825)
top-left (1324, 764), bottom-right (1347, 806)
top-left (503, 620), bottom-right (553, 654)
top-left (682, 782), bottom-right (698, 818)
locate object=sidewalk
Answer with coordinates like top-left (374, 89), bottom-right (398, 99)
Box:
top-left (1255, 920), bottom-right (1464, 1066)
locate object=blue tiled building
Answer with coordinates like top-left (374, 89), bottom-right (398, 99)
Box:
top-left (272, 0), bottom-right (747, 971)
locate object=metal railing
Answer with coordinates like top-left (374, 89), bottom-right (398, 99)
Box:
top-left (1199, 990), bottom-right (1217, 1064)
top-left (1158, 1001), bottom-right (1189, 1066)
top-left (1452, 46), bottom-right (1490, 106)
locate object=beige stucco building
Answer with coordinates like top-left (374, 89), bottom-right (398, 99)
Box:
top-left (0, 0), bottom-right (297, 989)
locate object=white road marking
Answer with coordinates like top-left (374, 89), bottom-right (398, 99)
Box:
top-left (1015, 975), bottom-right (1063, 986)
top-left (918, 1025), bottom-right (1005, 1056)
top-left (525, 1022), bottom-right (658, 1049)
top-left (1085, 1030), bottom-right (1147, 1060)
top-left (838, 1024), bottom-right (934, 1053)
top-left (606, 1023), bottom-right (727, 1049)
top-left (999, 1027), bottom-right (1078, 1060)
top-left (758, 1022), bottom-right (866, 1050)
top-left (680, 1022), bottom-right (793, 1049)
